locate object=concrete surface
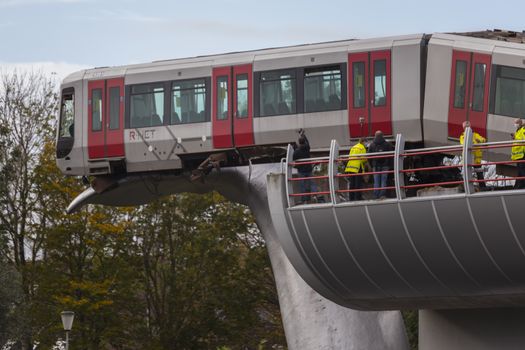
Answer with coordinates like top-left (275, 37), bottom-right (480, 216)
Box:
top-left (420, 308), bottom-right (525, 350)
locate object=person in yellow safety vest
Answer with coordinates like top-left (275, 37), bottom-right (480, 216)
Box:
top-left (460, 121), bottom-right (487, 189)
top-left (511, 118), bottom-right (525, 189)
top-left (345, 138), bottom-right (367, 200)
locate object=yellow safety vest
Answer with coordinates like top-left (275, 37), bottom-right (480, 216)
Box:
top-left (460, 131), bottom-right (486, 165)
top-left (512, 127), bottom-right (525, 161)
top-left (345, 142), bottom-right (367, 173)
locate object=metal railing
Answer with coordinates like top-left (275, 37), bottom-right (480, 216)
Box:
top-left (285, 128), bottom-right (525, 207)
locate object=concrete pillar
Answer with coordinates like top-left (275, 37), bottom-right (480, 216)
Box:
top-left (420, 308), bottom-right (525, 350)
top-left (215, 165), bottom-right (409, 350)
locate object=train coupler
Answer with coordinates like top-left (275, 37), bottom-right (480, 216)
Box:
top-left (190, 152), bottom-right (228, 182)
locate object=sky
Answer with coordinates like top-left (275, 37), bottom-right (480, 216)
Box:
top-left (0, 0), bottom-right (524, 80)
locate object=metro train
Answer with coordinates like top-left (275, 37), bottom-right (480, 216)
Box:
top-left (56, 30), bottom-right (525, 177)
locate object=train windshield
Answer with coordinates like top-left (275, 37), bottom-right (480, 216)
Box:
top-left (59, 88), bottom-right (75, 138)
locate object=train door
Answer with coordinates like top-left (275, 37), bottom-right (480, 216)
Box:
top-left (87, 78), bottom-right (125, 159)
top-left (212, 64), bottom-right (254, 148)
top-left (348, 50), bottom-right (392, 138)
top-left (448, 50), bottom-right (491, 139)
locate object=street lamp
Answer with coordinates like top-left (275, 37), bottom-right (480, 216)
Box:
top-left (61, 311), bottom-right (75, 350)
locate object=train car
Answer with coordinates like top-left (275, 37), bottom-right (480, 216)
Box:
top-left (423, 32), bottom-right (525, 161)
top-left (56, 34), bottom-right (424, 177)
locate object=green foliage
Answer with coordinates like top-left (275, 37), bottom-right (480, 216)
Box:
top-left (27, 142), bottom-right (143, 349)
top-left (0, 263), bottom-right (21, 347)
top-left (402, 310), bottom-right (418, 350)
top-left (0, 71), bottom-right (58, 349)
top-left (0, 71), bottom-right (285, 349)
top-left (131, 192), bottom-right (284, 349)
top-left (1, 138), bottom-right (285, 349)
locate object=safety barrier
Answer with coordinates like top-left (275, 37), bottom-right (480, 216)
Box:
top-left (285, 128), bottom-right (525, 207)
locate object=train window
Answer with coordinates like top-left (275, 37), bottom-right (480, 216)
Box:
top-left (352, 62), bottom-right (365, 108)
top-left (374, 60), bottom-right (387, 106)
top-left (304, 66), bottom-right (342, 113)
top-left (492, 65), bottom-right (525, 118)
top-left (259, 70), bottom-right (296, 117)
top-left (172, 79), bottom-right (207, 124)
top-left (471, 63), bottom-right (486, 112)
top-left (91, 88), bottom-right (103, 132)
top-left (453, 60), bottom-right (467, 109)
top-left (236, 74), bottom-right (248, 118)
top-left (59, 89), bottom-right (74, 138)
top-left (216, 76), bottom-right (228, 120)
top-left (109, 87), bottom-right (120, 130)
top-left (130, 84), bottom-right (164, 128)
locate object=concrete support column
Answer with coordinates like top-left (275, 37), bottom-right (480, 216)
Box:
top-left (420, 308), bottom-right (525, 350)
top-left (244, 165), bottom-right (409, 350)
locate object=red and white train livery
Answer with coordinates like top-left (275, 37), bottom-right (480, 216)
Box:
top-left (56, 31), bottom-right (525, 177)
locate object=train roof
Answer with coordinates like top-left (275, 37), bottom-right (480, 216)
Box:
top-left (62, 33), bottom-right (424, 84)
top-left (451, 29), bottom-right (525, 43)
top-left (432, 32), bottom-right (525, 51)
top-left (62, 30), bottom-right (525, 85)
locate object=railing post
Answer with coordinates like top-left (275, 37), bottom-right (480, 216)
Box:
top-left (394, 134), bottom-right (406, 200)
top-left (329, 140), bottom-right (340, 204)
top-left (285, 144), bottom-right (294, 208)
top-left (462, 127), bottom-right (475, 195)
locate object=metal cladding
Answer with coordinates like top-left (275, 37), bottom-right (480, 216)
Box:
top-left (269, 181), bottom-right (525, 310)
top-left (267, 130), bottom-right (525, 310)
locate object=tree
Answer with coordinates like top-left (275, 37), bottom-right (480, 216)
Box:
top-left (0, 260), bottom-right (21, 348)
top-left (24, 141), bottom-right (285, 349)
top-left (402, 310), bottom-right (418, 350)
top-left (0, 70), bottom-right (285, 349)
top-left (30, 142), bottom-right (144, 349)
top-left (132, 193), bottom-right (286, 349)
top-left (0, 71), bottom-right (57, 349)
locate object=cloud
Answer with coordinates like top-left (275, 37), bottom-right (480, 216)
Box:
top-left (165, 19), bottom-right (355, 44)
top-left (0, 0), bottom-right (86, 7)
top-left (103, 9), bottom-right (165, 23)
top-left (0, 61), bottom-right (90, 81)
top-left (76, 9), bottom-right (166, 23)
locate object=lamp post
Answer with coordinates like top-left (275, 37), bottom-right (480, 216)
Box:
top-left (61, 311), bottom-right (74, 350)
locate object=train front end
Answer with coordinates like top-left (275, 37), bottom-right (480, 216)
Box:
top-left (56, 70), bottom-right (86, 176)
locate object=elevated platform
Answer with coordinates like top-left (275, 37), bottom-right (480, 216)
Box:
top-left (267, 129), bottom-right (525, 310)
